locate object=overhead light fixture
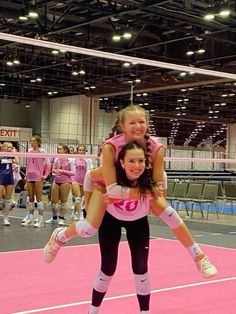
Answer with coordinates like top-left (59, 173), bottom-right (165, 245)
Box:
top-left (112, 32), bottom-right (121, 42)
top-left (197, 47), bottom-right (206, 54)
top-left (72, 69), bottom-right (79, 76)
top-left (123, 30), bottom-right (132, 39)
top-left (123, 62), bottom-right (131, 67)
top-left (186, 50), bottom-right (194, 56)
top-left (6, 59), bottom-right (13, 66)
top-left (180, 72), bottom-right (187, 77)
top-left (13, 56), bottom-right (20, 64)
top-left (19, 9), bottom-right (28, 21)
top-left (51, 49), bottom-right (59, 55)
top-left (186, 44), bottom-right (194, 56)
top-left (204, 13), bottom-right (215, 20)
top-left (79, 67), bottom-right (85, 75)
top-left (217, 0), bottom-right (231, 17)
top-left (28, 3), bottom-right (39, 19)
top-left (204, 6), bottom-right (215, 20)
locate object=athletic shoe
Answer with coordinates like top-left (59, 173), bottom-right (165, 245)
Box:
top-left (22, 214), bottom-right (30, 223)
top-left (58, 218), bottom-right (65, 226)
top-left (3, 217), bottom-right (10, 226)
top-left (33, 219), bottom-right (44, 228)
top-left (71, 213), bottom-right (79, 221)
top-left (43, 227), bottom-right (65, 263)
top-left (22, 218), bottom-right (34, 226)
top-left (195, 256), bottom-right (218, 278)
top-left (45, 217), bottom-right (58, 224)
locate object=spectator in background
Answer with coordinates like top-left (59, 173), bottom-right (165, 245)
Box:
top-left (0, 142), bottom-right (19, 226)
top-left (23, 135), bottom-right (50, 228)
top-left (46, 144), bottom-right (75, 226)
top-left (70, 145), bottom-right (88, 221)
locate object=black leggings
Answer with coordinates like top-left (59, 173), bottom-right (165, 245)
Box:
top-left (99, 211), bottom-right (150, 276)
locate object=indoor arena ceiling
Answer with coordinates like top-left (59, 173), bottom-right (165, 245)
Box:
top-left (0, 0), bottom-right (236, 147)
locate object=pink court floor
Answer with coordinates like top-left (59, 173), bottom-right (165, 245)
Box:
top-left (1, 238), bottom-right (236, 314)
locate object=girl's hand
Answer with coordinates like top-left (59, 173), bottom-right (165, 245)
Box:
top-left (154, 183), bottom-right (164, 197)
top-left (103, 194), bottom-right (121, 205)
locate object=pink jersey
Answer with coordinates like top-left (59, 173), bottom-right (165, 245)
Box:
top-left (53, 157), bottom-right (75, 184)
top-left (104, 133), bottom-right (163, 162)
top-left (106, 196), bottom-right (151, 221)
top-left (26, 148), bottom-right (50, 181)
top-left (73, 158), bottom-right (87, 185)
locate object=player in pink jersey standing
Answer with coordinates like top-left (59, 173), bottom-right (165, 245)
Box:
top-left (23, 135), bottom-right (50, 227)
top-left (44, 105), bottom-right (217, 278)
top-left (70, 145), bottom-right (88, 221)
top-left (46, 144), bottom-right (75, 226)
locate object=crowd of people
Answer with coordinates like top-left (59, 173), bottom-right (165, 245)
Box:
top-left (0, 137), bottom-right (94, 227)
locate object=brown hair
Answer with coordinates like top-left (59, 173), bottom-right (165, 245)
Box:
top-left (32, 135), bottom-right (41, 147)
top-left (58, 143), bottom-right (69, 154)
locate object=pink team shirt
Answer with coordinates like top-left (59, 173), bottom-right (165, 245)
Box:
top-left (104, 133), bottom-right (163, 162)
top-left (53, 158), bottom-right (75, 184)
top-left (26, 148), bottom-right (50, 181)
top-left (103, 134), bottom-right (162, 221)
top-left (106, 196), bottom-right (152, 221)
top-left (73, 158), bottom-right (87, 185)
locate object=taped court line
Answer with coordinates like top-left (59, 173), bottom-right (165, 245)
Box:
top-left (12, 276), bottom-right (236, 314)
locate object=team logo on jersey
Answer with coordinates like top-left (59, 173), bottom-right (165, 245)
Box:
top-left (113, 200), bottom-right (138, 212)
top-left (0, 158), bottom-right (13, 164)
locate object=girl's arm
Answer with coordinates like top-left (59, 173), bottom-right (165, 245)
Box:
top-left (151, 147), bottom-right (165, 197)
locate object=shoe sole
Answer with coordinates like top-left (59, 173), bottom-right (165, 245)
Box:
top-left (43, 228), bottom-right (64, 263)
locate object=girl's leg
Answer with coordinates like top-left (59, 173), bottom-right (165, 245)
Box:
top-left (22, 181), bottom-right (35, 226)
top-left (0, 185), bottom-right (4, 212)
top-left (2, 185), bottom-right (14, 226)
top-left (71, 183), bottom-right (83, 220)
top-left (34, 180), bottom-right (44, 227)
top-left (46, 182), bottom-right (59, 224)
top-left (58, 183), bottom-right (71, 225)
top-left (44, 186), bottom-right (106, 262)
top-left (126, 217), bottom-right (150, 313)
top-left (89, 212), bottom-right (121, 314)
top-left (150, 197), bottom-right (217, 277)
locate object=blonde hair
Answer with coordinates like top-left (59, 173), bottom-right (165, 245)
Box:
top-left (110, 105), bottom-right (152, 169)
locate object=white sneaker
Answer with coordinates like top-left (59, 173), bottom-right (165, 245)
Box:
top-left (45, 217), bottom-right (58, 224)
top-left (58, 219), bottom-right (65, 226)
top-left (196, 256), bottom-right (218, 278)
top-left (22, 215), bottom-right (30, 223)
top-left (22, 218), bottom-right (34, 226)
top-left (71, 213), bottom-right (79, 221)
top-left (3, 217), bottom-right (10, 226)
top-left (43, 227), bottom-right (65, 263)
top-left (33, 219), bottom-right (44, 228)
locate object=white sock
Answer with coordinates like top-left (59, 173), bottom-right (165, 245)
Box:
top-left (89, 304), bottom-right (100, 314)
top-left (187, 242), bottom-right (203, 259)
top-left (140, 311), bottom-right (150, 313)
top-left (57, 229), bottom-right (70, 243)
